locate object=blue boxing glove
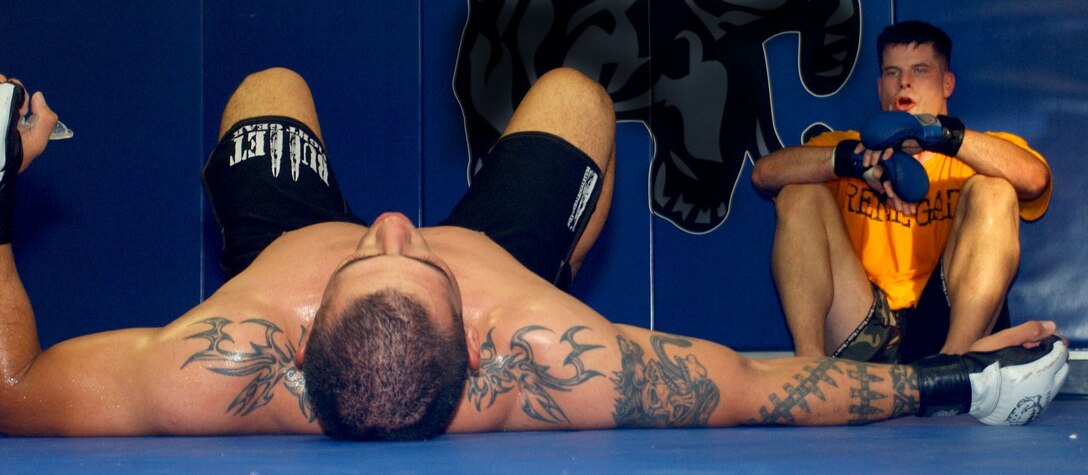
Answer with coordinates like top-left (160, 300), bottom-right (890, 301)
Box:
top-left (0, 82), bottom-right (25, 244)
top-left (912, 336), bottom-right (1069, 425)
top-left (861, 111), bottom-right (965, 157)
top-left (833, 139), bottom-right (929, 202)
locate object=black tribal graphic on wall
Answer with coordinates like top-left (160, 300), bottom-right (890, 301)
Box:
top-left (454, 0), bottom-right (862, 233)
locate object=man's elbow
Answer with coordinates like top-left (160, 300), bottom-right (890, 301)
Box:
top-left (750, 160), bottom-right (778, 196)
top-left (1020, 165), bottom-right (1051, 200)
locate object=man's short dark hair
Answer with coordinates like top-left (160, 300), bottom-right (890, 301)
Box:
top-left (877, 20), bottom-right (953, 70)
top-left (303, 288), bottom-right (468, 441)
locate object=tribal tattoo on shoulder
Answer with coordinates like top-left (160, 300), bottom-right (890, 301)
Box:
top-left (467, 325), bottom-right (604, 424)
top-left (611, 335), bottom-right (720, 428)
top-left (182, 317), bottom-right (314, 421)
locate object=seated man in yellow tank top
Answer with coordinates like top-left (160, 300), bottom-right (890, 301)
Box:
top-left (752, 20), bottom-right (1051, 363)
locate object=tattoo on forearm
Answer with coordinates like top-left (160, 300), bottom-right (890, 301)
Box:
top-left (749, 359), bottom-right (910, 425)
top-left (611, 335), bottom-right (720, 428)
top-left (748, 359), bottom-right (841, 425)
top-left (183, 317), bottom-right (314, 421)
top-left (467, 325), bottom-right (603, 424)
top-left (848, 363), bottom-right (887, 424)
top-left (889, 365), bottom-right (920, 417)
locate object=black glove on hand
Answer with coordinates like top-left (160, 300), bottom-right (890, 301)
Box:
top-left (911, 336), bottom-right (1068, 425)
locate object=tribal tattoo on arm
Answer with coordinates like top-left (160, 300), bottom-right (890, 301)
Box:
top-left (466, 325), bottom-right (604, 424)
top-left (889, 364), bottom-right (920, 417)
top-left (611, 335), bottom-right (720, 428)
top-left (182, 317), bottom-right (314, 421)
top-left (746, 359), bottom-right (919, 425)
top-left (464, 327), bottom-right (722, 428)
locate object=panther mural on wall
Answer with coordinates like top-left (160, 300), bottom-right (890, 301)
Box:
top-left (454, 0), bottom-right (862, 233)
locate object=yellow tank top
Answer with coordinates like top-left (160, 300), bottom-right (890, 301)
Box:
top-left (805, 130), bottom-right (1050, 310)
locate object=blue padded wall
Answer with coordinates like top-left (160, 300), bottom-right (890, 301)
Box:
top-left (893, 2), bottom-right (1088, 345)
top-left (201, 0), bottom-right (422, 293)
top-left (2, 0), bottom-right (1085, 353)
top-left (0, 1), bottom-right (203, 347)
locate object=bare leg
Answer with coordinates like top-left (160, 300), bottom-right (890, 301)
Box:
top-left (942, 175), bottom-right (1020, 354)
top-left (218, 67), bottom-right (324, 142)
top-left (500, 68), bottom-right (616, 275)
top-left (771, 183), bottom-right (873, 356)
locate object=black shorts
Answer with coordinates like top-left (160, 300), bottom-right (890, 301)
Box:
top-left (202, 116), bottom-right (366, 278)
top-left (440, 132), bottom-right (603, 291)
top-left (204, 121), bottom-right (601, 288)
top-left (834, 260), bottom-right (1012, 364)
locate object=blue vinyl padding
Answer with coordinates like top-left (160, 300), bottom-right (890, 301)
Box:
top-left (4, 399), bottom-right (1085, 474)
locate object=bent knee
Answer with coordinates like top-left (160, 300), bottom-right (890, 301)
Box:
top-left (508, 68), bottom-right (615, 169)
top-left (221, 67), bottom-right (321, 140)
top-left (775, 183), bottom-right (835, 218)
top-left (961, 175), bottom-right (1018, 216)
top-left (240, 67), bottom-right (307, 91)
top-left (532, 68), bottom-right (615, 120)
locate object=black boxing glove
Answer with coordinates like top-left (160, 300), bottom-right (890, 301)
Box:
top-left (0, 82), bottom-right (25, 244)
top-left (911, 336), bottom-right (1068, 425)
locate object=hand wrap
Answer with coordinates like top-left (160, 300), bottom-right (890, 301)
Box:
top-left (0, 82), bottom-right (25, 244)
top-left (834, 139), bottom-right (929, 202)
top-left (911, 336), bottom-right (1069, 425)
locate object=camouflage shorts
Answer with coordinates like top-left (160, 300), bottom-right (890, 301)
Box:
top-left (832, 285), bottom-right (902, 363)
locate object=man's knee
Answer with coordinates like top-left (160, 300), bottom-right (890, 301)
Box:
top-left (522, 66), bottom-right (617, 135)
top-left (959, 175), bottom-right (1018, 221)
top-left (220, 67), bottom-right (321, 140)
top-left (508, 67), bottom-right (615, 171)
top-left (236, 67), bottom-right (309, 95)
top-left (536, 68), bottom-right (612, 106)
top-left (775, 183), bottom-right (835, 220)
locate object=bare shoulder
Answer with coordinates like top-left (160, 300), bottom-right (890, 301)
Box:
top-left (448, 286), bottom-right (627, 432)
top-left (6, 304), bottom-right (320, 435)
top-left (138, 303), bottom-right (320, 434)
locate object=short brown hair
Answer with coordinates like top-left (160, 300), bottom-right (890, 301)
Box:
top-left (303, 289), bottom-right (468, 440)
top-left (877, 20), bottom-right (953, 70)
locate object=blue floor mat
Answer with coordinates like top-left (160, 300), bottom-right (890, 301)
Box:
top-left (4, 399), bottom-right (1084, 474)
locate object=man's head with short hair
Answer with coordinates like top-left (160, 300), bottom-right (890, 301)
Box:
top-left (303, 288), bottom-right (468, 441)
top-left (875, 20), bottom-right (956, 115)
top-left (877, 20), bottom-right (953, 71)
top-left (300, 212), bottom-right (471, 441)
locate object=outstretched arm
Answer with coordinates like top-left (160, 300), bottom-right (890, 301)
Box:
top-left (0, 78), bottom-right (155, 435)
top-left (0, 77), bottom-right (56, 385)
top-left (455, 319), bottom-right (919, 430)
top-left (620, 320), bottom-right (1064, 428)
top-left (608, 325), bottom-right (920, 427)
top-left (455, 310), bottom-right (1065, 432)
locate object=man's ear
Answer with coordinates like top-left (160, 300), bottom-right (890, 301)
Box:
top-left (464, 326), bottom-right (481, 371)
top-left (943, 71), bottom-right (956, 99)
top-left (295, 337), bottom-right (308, 367)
